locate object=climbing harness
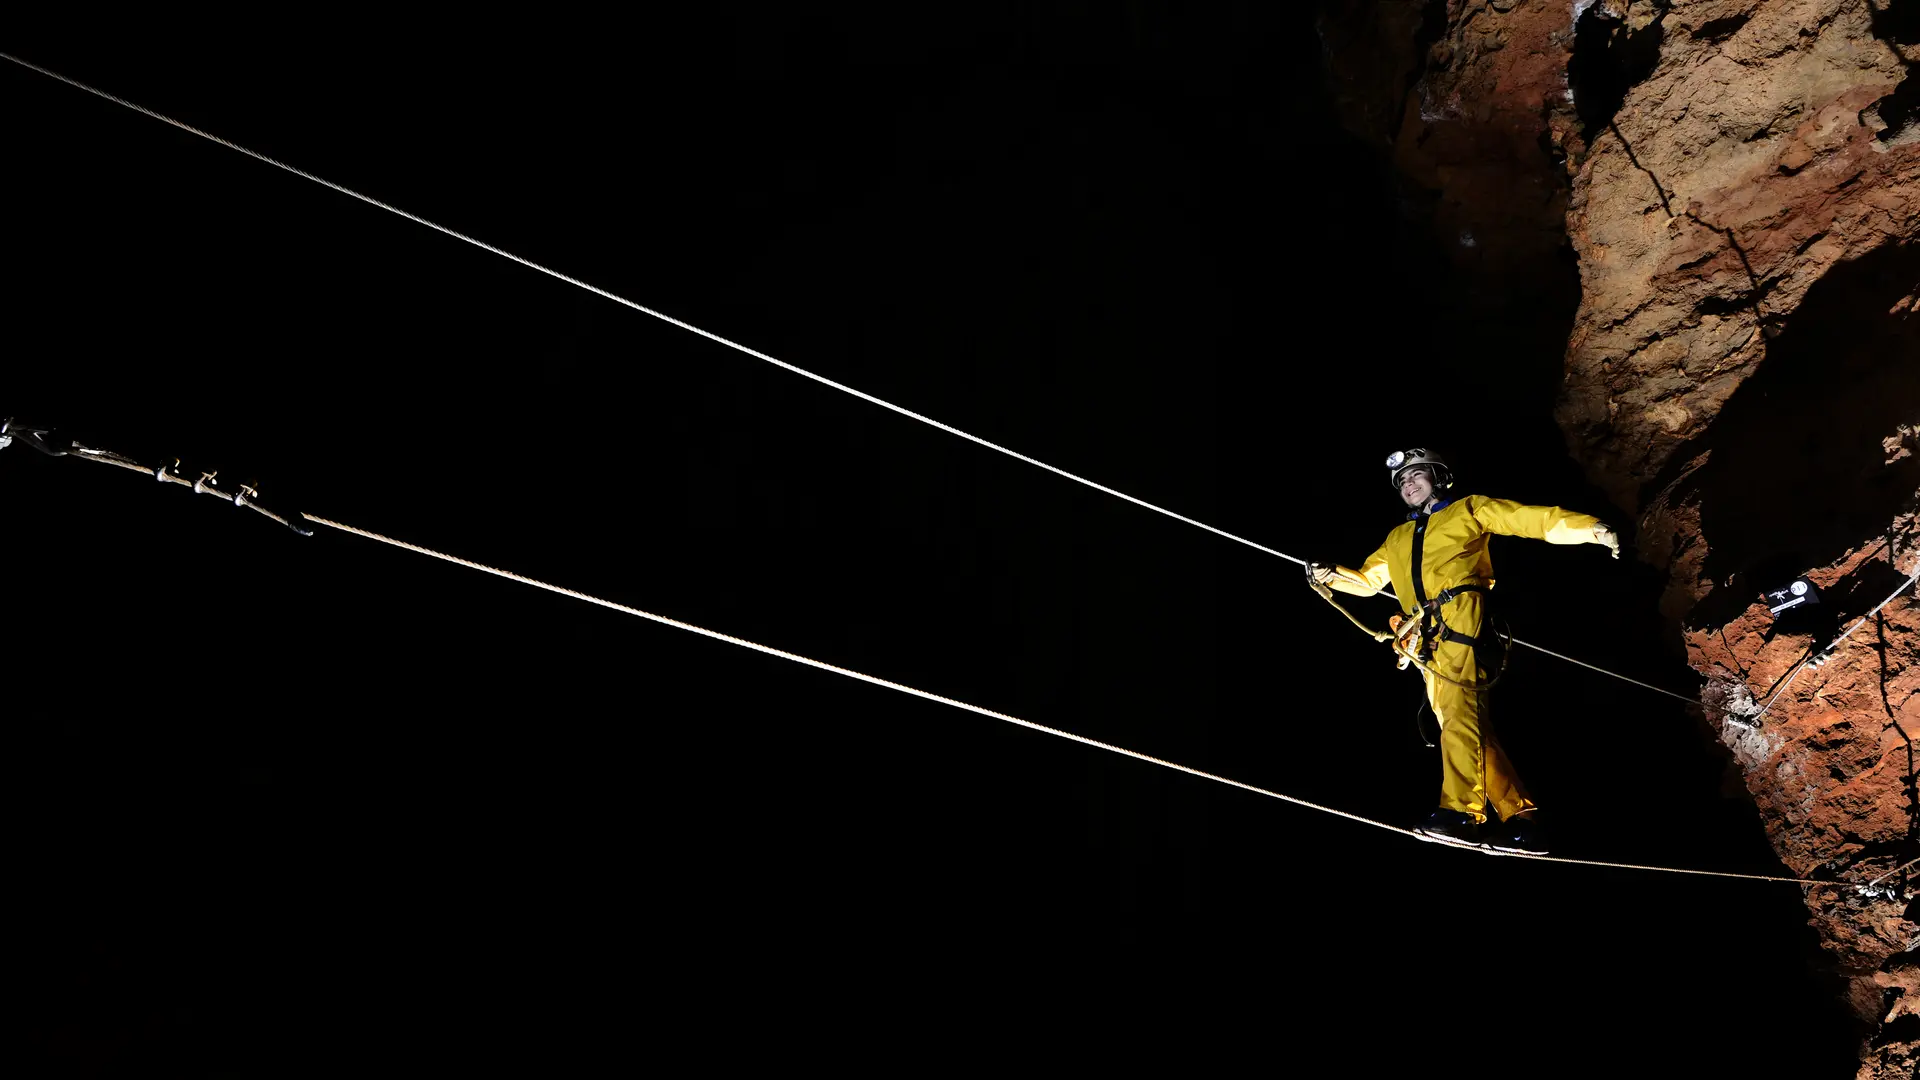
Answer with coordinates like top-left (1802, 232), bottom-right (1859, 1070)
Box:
top-left (7, 53), bottom-right (1912, 896)
top-left (1306, 564), bottom-right (1506, 693)
top-left (1394, 497), bottom-right (1510, 687)
top-left (1416, 583), bottom-right (1499, 661)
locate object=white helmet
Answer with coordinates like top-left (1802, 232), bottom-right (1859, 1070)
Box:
top-left (1385, 448), bottom-right (1454, 492)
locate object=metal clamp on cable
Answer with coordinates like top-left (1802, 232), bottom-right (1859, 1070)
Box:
top-left (1, 417), bottom-right (70, 457)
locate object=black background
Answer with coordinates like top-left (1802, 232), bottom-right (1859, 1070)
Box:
top-left (9, 9), bottom-right (1862, 1075)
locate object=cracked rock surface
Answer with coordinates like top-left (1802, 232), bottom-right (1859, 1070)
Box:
top-left (1323, 1), bottom-right (1920, 1073)
top-left (1564, 4), bottom-right (1918, 1074)
top-left (1557, 0), bottom-right (1918, 514)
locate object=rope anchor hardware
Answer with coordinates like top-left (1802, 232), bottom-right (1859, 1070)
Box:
top-left (1744, 557), bottom-right (1920, 727)
top-left (8, 429), bottom-right (314, 537)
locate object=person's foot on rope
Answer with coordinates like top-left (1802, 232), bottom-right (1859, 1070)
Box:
top-left (1484, 811), bottom-right (1550, 855)
top-left (1413, 808), bottom-right (1483, 848)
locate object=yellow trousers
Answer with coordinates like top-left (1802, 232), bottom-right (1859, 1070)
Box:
top-left (1421, 595), bottom-right (1536, 824)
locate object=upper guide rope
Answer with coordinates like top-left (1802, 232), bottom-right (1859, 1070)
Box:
top-left (0, 49), bottom-right (1705, 706)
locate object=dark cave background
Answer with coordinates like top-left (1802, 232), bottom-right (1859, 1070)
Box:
top-left (7, 7), bottom-right (1862, 1073)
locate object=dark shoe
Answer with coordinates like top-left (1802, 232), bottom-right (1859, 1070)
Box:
top-left (1413, 808), bottom-right (1483, 848)
top-left (1484, 813), bottom-right (1550, 855)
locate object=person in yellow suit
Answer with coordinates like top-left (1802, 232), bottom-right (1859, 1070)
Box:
top-left (1307, 449), bottom-right (1619, 853)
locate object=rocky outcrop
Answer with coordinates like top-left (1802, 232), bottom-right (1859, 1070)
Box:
top-left (1557, 0), bottom-right (1919, 518)
top-left (1321, 1), bottom-right (1920, 1073)
top-left (1316, 0), bottom-right (1435, 154)
top-left (1318, 0), bottom-right (1587, 303)
top-left (1692, 509), bottom-right (1920, 1078)
top-left (1559, 3), bottom-right (1919, 1074)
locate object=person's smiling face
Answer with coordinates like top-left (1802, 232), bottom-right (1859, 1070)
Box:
top-left (1399, 467), bottom-right (1435, 508)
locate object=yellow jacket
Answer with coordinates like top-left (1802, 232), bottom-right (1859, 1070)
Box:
top-left (1324, 495), bottom-right (1608, 615)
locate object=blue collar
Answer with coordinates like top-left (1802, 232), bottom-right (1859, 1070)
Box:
top-left (1407, 497), bottom-right (1454, 521)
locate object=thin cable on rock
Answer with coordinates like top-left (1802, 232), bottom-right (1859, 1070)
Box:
top-left (1747, 557), bottom-right (1920, 727)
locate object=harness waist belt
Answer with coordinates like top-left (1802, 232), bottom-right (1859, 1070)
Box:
top-left (1416, 582), bottom-right (1491, 659)
top-left (1423, 582), bottom-right (1488, 610)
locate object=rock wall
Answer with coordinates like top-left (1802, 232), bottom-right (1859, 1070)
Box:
top-left (1557, 0), bottom-right (1918, 515)
top-left (1319, 0), bottom-right (1585, 304)
top-left (1560, 4), bottom-right (1919, 1074)
top-left (1321, 2), bottom-right (1920, 1073)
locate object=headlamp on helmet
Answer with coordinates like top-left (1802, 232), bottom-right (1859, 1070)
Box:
top-left (1386, 448), bottom-right (1454, 492)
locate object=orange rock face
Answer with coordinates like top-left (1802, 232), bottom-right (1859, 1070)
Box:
top-left (1326, 1), bottom-right (1920, 1073)
top-left (1319, 0), bottom-right (1589, 299)
top-left (1558, 0), bottom-right (1920, 514)
top-left (1562, 5), bottom-right (1919, 1075)
top-left (1393, 0), bottom-right (1584, 289)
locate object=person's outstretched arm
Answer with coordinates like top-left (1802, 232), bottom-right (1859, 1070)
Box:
top-left (1309, 542), bottom-right (1394, 595)
top-left (1469, 496), bottom-right (1620, 558)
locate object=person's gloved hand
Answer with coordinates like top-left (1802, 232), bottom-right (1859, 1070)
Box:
top-left (1593, 524), bottom-right (1621, 559)
top-left (1306, 561), bottom-right (1340, 587)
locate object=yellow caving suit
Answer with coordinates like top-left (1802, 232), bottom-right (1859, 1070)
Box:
top-left (1323, 496), bottom-right (1609, 822)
